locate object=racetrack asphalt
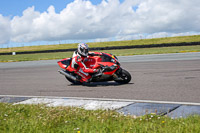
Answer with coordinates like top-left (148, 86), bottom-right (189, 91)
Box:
top-left (0, 52), bottom-right (200, 103)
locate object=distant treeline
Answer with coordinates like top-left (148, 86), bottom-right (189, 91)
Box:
top-left (1, 41), bottom-right (200, 55)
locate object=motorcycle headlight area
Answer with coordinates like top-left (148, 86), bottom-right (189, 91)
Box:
top-left (111, 58), bottom-right (115, 63)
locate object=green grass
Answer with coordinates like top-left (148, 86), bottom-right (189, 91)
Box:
top-left (0, 103), bottom-right (200, 133)
top-left (0, 45), bottom-right (200, 62)
top-left (1, 35), bottom-right (200, 53)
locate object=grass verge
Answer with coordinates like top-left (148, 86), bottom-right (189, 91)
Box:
top-left (1, 35), bottom-right (200, 53)
top-left (0, 103), bottom-right (200, 133)
top-left (0, 45), bottom-right (200, 62)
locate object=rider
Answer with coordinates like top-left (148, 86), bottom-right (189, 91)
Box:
top-left (71, 43), bottom-right (101, 82)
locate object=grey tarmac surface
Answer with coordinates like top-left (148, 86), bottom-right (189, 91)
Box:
top-left (0, 52), bottom-right (200, 103)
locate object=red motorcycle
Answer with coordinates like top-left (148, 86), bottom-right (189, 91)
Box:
top-left (57, 52), bottom-right (131, 85)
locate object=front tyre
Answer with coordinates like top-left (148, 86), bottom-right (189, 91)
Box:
top-left (114, 69), bottom-right (131, 84)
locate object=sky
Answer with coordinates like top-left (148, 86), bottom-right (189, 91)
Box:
top-left (0, 0), bottom-right (200, 48)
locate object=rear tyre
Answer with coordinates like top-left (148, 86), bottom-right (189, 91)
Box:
top-left (114, 69), bottom-right (131, 84)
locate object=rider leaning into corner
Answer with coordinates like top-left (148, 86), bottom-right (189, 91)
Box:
top-left (71, 43), bottom-right (102, 82)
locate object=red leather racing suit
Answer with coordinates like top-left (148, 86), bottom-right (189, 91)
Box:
top-left (71, 53), bottom-right (98, 82)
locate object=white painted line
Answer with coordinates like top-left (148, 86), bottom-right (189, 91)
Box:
top-left (82, 100), bottom-right (133, 110)
top-left (14, 98), bottom-right (133, 110)
top-left (14, 98), bottom-right (53, 105)
top-left (1, 95), bottom-right (200, 106)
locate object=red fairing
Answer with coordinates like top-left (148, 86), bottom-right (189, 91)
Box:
top-left (57, 58), bottom-right (70, 69)
top-left (104, 66), bottom-right (120, 75)
top-left (84, 56), bottom-right (102, 69)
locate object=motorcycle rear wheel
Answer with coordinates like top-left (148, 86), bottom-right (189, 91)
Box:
top-left (114, 69), bottom-right (131, 84)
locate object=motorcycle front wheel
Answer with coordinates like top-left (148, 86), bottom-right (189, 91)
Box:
top-left (114, 69), bottom-right (131, 84)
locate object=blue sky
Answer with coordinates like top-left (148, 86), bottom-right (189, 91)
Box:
top-left (0, 0), bottom-right (124, 17)
top-left (0, 0), bottom-right (200, 48)
top-left (0, 0), bottom-right (72, 17)
top-left (1, 0), bottom-right (86, 16)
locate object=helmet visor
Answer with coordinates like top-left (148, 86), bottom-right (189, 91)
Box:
top-left (80, 47), bottom-right (88, 55)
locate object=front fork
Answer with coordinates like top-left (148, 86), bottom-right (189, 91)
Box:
top-left (113, 67), bottom-right (122, 80)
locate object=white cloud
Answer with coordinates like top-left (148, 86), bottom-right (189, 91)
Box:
top-left (11, 6), bottom-right (40, 42)
top-left (122, 0), bottom-right (200, 34)
top-left (0, 0), bottom-right (200, 45)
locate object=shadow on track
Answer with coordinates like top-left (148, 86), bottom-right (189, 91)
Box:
top-left (69, 82), bottom-right (134, 87)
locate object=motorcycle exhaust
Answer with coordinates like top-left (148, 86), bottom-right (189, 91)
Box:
top-left (58, 70), bottom-right (77, 81)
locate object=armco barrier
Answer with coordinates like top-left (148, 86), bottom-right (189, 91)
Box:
top-left (1, 41), bottom-right (200, 55)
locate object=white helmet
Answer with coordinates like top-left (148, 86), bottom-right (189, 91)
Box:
top-left (77, 43), bottom-right (89, 57)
